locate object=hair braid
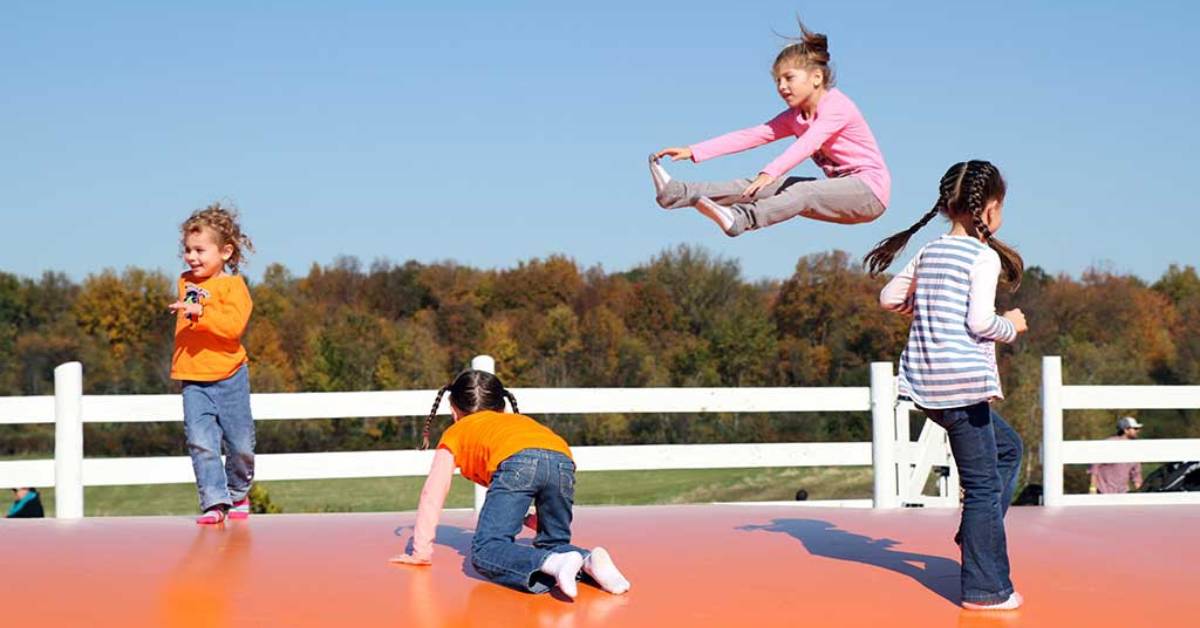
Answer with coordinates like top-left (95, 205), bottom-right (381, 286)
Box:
top-left (421, 385), bottom-right (450, 450)
top-left (963, 161), bottom-right (1024, 290)
top-left (863, 164), bottom-right (966, 276)
top-left (503, 389), bottom-right (520, 415)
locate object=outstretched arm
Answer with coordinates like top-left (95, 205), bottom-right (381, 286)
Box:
top-left (391, 448), bottom-right (456, 565)
top-left (688, 111), bottom-right (792, 163)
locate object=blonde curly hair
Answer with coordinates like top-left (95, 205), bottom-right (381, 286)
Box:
top-left (181, 202), bottom-right (254, 275)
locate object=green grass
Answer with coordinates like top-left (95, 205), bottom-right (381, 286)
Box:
top-left (26, 466), bottom-right (873, 517)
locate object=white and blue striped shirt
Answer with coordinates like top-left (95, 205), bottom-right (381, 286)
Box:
top-left (880, 235), bottom-right (1017, 409)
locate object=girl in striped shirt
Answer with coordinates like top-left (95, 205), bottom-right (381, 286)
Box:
top-left (866, 160), bottom-right (1027, 611)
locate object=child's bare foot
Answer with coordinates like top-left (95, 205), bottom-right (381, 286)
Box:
top-left (540, 551), bottom-right (585, 599)
top-left (963, 592), bottom-right (1023, 611)
top-left (584, 547), bottom-right (630, 595)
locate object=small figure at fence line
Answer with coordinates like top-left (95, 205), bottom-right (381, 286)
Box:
top-left (1089, 416), bottom-right (1144, 494)
top-left (7, 487), bottom-right (44, 518)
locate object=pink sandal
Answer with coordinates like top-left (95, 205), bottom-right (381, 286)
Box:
top-left (195, 507), bottom-right (227, 525)
top-left (229, 498), bottom-right (250, 520)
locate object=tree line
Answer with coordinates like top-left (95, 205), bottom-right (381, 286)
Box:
top-left (3, 246), bottom-right (1198, 489)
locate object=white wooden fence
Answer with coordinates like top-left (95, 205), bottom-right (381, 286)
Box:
top-left (6, 355), bottom-right (1197, 518)
top-left (1042, 356), bottom-right (1200, 506)
top-left (0, 358), bottom-right (965, 518)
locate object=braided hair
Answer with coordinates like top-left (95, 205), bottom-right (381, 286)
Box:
top-left (420, 369), bottom-right (518, 450)
top-left (863, 160), bottom-right (1024, 291)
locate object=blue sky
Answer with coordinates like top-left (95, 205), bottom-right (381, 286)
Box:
top-left (3, 1), bottom-right (1197, 284)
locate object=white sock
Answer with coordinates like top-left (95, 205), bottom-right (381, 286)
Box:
top-left (963, 591), bottom-right (1023, 611)
top-left (540, 551), bottom-right (585, 599)
top-left (650, 158), bottom-right (672, 185)
top-left (694, 196), bottom-right (736, 233)
top-left (583, 547), bottom-right (630, 595)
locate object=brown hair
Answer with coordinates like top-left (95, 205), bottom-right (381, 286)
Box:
top-left (421, 369), bottom-right (519, 450)
top-left (181, 202), bottom-right (254, 275)
top-left (773, 17), bottom-right (835, 87)
top-left (863, 160), bottom-right (1024, 290)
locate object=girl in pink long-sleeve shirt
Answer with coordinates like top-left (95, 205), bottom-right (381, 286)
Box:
top-left (651, 20), bottom-right (890, 237)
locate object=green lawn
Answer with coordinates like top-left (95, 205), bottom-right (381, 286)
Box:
top-left (23, 466), bottom-right (873, 517)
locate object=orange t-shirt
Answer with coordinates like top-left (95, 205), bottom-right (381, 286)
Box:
top-left (170, 272), bottom-right (253, 382)
top-left (437, 410), bottom-right (572, 486)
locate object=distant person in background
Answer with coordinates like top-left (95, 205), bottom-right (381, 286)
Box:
top-left (1089, 417), bottom-right (1144, 494)
top-left (7, 488), bottom-right (44, 518)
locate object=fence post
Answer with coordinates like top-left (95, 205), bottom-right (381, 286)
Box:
top-left (469, 355), bottom-right (496, 515)
top-left (871, 362), bottom-right (898, 509)
top-left (54, 362), bottom-right (85, 519)
top-left (1042, 356), bottom-right (1064, 506)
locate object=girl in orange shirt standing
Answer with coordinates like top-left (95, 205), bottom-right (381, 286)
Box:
top-left (391, 370), bottom-right (631, 599)
top-left (168, 204), bottom-right (255, 525)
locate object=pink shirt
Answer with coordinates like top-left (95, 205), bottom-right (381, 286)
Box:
top-left (1089, 436), bottom-right (1143, 494)
top-left (689, 88), bottom-right (891, 207)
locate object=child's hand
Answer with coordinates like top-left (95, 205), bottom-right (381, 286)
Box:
top-left (742, 172), bottom-right (776, 199)
top-left (389, 552), bottom-right (432, 566)
top-left (655, 147), bottom-right (693, 162)
top-left (893, 294), bottom-right (915, 317)
top-left (168, 301), bottom-right (202, 317)
top-left (1002, 308), bottom-right (1027, 333)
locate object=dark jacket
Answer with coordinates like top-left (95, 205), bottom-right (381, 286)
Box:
top-left (7, 491), bottom-right (45, 518)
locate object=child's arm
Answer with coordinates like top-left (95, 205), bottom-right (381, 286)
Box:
top-left (966, 252), bottom-right (1021, 342)
top-left (391, 448), bottom-right (455, 565)
top-left (880, 255), bottom-right (919, 315)
top-left (758, 105), bottom-right (851, 181)
top-left (190, 279), bottom-right (253, 339)
top-left (687, 111), bottom-right (793, 163)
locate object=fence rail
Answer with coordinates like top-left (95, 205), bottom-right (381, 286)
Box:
top-left (1041, 356), bottom-right (1200, 506)
top-left (8, 355), bottom-right (1196, 518)
top-left (3, 359), bottom-right (942, 518)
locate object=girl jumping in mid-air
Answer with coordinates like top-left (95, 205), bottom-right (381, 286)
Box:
top-left (169, 204), bottom-right (256, 525)
top-left (869, 160), bottom-right (1026, 610)
top-left (390, 370), bottom-right (630, 599)
top-left (651, 19), bottom-right (890, 237)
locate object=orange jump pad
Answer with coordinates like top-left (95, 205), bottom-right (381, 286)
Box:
top-left (3, 504), bottom-right (1197, 627)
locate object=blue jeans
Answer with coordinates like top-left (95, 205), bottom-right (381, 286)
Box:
top-left (925, 402), bottom-right (1023, 604)
top-left (182, 364), bottom-right (255, 512)
top-left (471, 449), bottom-right (588, 593)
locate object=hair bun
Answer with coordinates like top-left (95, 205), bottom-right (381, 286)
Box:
top-left (802, 30), bottom-right (828, 54)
